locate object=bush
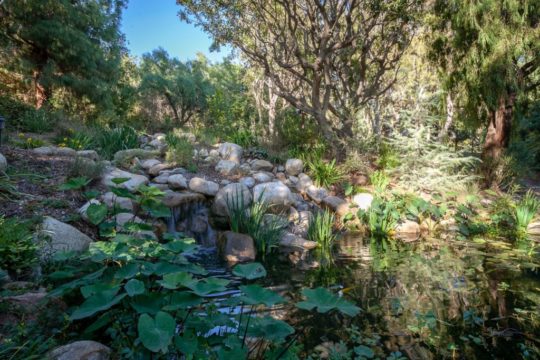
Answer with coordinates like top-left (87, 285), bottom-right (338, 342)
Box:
top-left (0, 216), bottom-right (38, 279)
top-left (90, 125), bottom-right (139, 160)
top-left (370, 170), bottom-right (390, 195)
top-left (514, 190), bottom-right (540, 232)
top-left (55, 130), bottom-right (93, 150)
top-left (228, 129), bottom-right (258, 148)
top-left (67, 157), bottom-right (106, 181)
top-left (165, 133), bottom-right (194, 167)
top-left (358, 197), bottom-right (400, 237)
top-left (13, 133), bottom-right (46, 149)
top-left (0, 96), bottom-right (56, 133)
top-left (307, 158), bottom-right (343, 188)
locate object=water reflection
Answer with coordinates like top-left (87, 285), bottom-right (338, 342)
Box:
top-left (267, 234), bottom-right (540, 359)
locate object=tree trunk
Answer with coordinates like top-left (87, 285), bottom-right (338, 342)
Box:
top-left (164, 93), bottom-right (180, 124)
top-left (438, 92), bottom-right (454, 141)
top-left (33, 70), bottom-right (49, 109)
top-left (482, 94), bottom-right (515, 161)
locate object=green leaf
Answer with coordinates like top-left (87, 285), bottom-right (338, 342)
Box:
top-left (163, 292), bottom-right (203, 311)
top-left (130, 292), bottom-right (165, 314)
top-left (86, 203), bottom-right (108, 225)
top-left (59, 177), bottom-right (91, 191)
top-left (84, 189), bottom-right (100, 199)
top-left (125, 279), bottom-right (145, 297)
top-left (158, 271), bottom-right (196, 290)
top-left (187, 277), bottom-right (230, 296)
top-left (71, 292), bottom-right (127, 320)
top-left (114, 263), bottom-right (139, 279)
top-left (111, 177), bottom-right (130, 185)
top-left (247, 316), bottom-right (294, 342)
top-left (143, 203), bottom-right (171, 218)
top-left (138, 311), bottom-right (175, 353)
top-left (296, 287), bottom-right (360, 316)
top-left (232, 262), bottom-right (267, 280)
top-left (354, 345), bottom-right (375, 359)
top-left (238, 285), bottom-right (284, 306)
top-left (110, 186), bottom-right (136, 199)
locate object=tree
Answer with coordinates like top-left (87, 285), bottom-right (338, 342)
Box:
top-left (139, 49), bottom-right (213, 126)
top-left (0, 0), bottom-right (126, 109)
top-left (428, 0), bottom-right (540, 163)
top-left (178, 0), bottom-right (421, 156)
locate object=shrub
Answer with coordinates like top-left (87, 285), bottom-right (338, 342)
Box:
top-left (17, 109), bottom-right (57, 133)
top-left (307, 210), bottom-right (336, 260)
top-left (0, 216), bottom-right (38, 278)
top-left (514, 190), bottom-right (540, 232)
top-left (90, 125), bottom-right (139, 160)
top-left (370, 170), bottom-right (390, 195)
top-left (376, 142), bottom-right (400, 169)
top-left (358, 197), bottom-right (400, 237)
top-left (67, 157), bottom-right (106, 181)
top-left (13, 133), bottom-right (45, 149)
top-left (55, 130), bottom-right (93, 150)
top-left (307, 158), bottom-right (343, 188)
top-left (165, 132), bottom-right (194, 167)
top-left (228, 129), bottom-right (257, 148)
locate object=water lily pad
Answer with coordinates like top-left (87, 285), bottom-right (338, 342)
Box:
top-left (158, 271), bottom-right (196, 289)
top-left (296, 287), bottom-right (360, 316)
top-left (232, 262), bottom-right (267, 280)
top-left (163, 292), bottom-right (203, 310)
top-left (238, 285), bottom-right (284, 306)
top-left (187, 277), bottom-right (230, 296)
top-left (138, 311), bottom-right (175, 353)
top-left (125, 279), bottom-right (145, 297)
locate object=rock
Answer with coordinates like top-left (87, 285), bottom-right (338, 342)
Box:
top-left (238, 163), bottom-right (252, 175)
top-left (33, 146), bottom-right (76, 157)
top-left (218, 231), bottom-right (256, 263)
top-left (352, 193), bottom-right (373, 211)
top-left (152, 173), bottom-right (170, 184)
top-left (289, 176), bottom-right (298, 184)
top-left (0, 153), bottom-right (6, 172)
top-left (285, 159), bottom-right (303, 176)
top-left (291, 211), bottom-right (312, 238)
top-left (167, 174), bottom-right (188, 190)
top-left (322, 196), bottom-right (349, 216)
top-left (102, 168), bottom-right (149, 192)
top-left (148, 138), bottom-right (167, 151)
top-left (240, 177), bottom-right (256, 189)
top-left (288, 207), bottom-right (300, 222)
top-left (251, 159), bottom-right (273, 171)
top-left (218, 142), bottom-right (243, 163)
top-left (306, 185), bottom-right (328, 203)
top-left (76, 150), bottom-right (99, 161)
top-left (351, 173), bottom-right (369, 186)
top-left (199, 148), bottom-right (209, 157)
top-left (162, 191), bottom-right (205, 207)
top-left (220, 179), bottom-right (231, 185)
top-left (209, 149), bottom-right (220, 157)
top-left (215, 160), bottom-right (239, 176)
top-left (40, 217), bottom-right (92, 257)
top-left (204, 156), bottom-right (219, 164)
top-left (527, 221), bottom-right (540, 235)
top-left (78, 199), bottom-right (101, 223)
top-left (148, 163), bottom-right (174, 176)
top-left (147, 183), bottom-right (169, 191)
top-left (140, 158), bottom-right (161, 170)
top-left (275, 172), bottom-right (287, 182)
top-left (263, 213), bottom-right (289, 229)
top-left (115, 213), bottom-right (144, 229)
top-left (48, 341), bottom-right (111, 360)
top-left (253, 172), bottom-right (273, 183)
top-left (213, 183), bottom-right (252, 217)
top-left (113, 149), bottom-right (158, 166)
top-left (189, 177), bottom-right (219, 196)
top-left (101, 192), bottom-right (134, 212)
top-left (396, 220), bottom-right (421, 234)
top-left (279, 232), bottom-right (317, 251)
top-left (277, 165), bottom-right (285, 172)
top-left (253, 182), bottom-right (292, 212)
top-left (296, 173), bottom-right (313, 193)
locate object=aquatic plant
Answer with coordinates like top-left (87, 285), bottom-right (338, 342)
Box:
top-left (514, 190), bottom-right (540, 232)
top-left (358, 197), bottom-right (400, 236)
top-left (307, 210), bottom-right (337, 259)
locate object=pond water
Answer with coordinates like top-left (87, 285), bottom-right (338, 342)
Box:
top-left (259, 234), bottom-right (540, 359)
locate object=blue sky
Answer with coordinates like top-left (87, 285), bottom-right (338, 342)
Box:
top-left (121, 0), bottom-right (230, 62)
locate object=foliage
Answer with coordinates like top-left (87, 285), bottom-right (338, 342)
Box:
top-left (228, 129), bottom-right (257, 148)
top-left (13, 133), bottom-right (45, 149)
top-left (307, 158), bottom-right (343, 188)
top-left (358, 197), bottom-right (400, 237)
top-left (369, 171), bottom-right (390, 195)
top-left (514, 190), bottom-right (540, 232)
top-left (296, 287), bottom-right (360, 317)
top-left (165, 132), bottom-right (194, 167)
top-left (90, 126), bottom-right (139, 160)
top-left (67, 157), bottom-right (105, 181)
top-left (376, 142), bottom-right (400, 170)
top-left (15, 109), bottom-right (57, 133)
top-left (0, 216), bottom-right (38, 278)
top-left (59, 177), bottom-right (91, 191)
top-left (55, 130), bottom-right (94, 151)
top-left (307, 210), bottom-right (337, 260)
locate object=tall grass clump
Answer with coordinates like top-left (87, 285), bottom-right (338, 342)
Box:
top-left (227, 191), bottom-right (284, 257)
top-left (370, 170), bottom-right (390, 195)
top-left (306, 158), bottom-right (343, 188)
top-left (91, 126), bottom-right (139, 160)
top-left (307, 210), bottom-right (336, 259)
top-left (67, 157), bottom-right (105, 181)
top-left (165, 132), bottom-right (194, 167)
top-left (514, 190), bottom-right (540, 232)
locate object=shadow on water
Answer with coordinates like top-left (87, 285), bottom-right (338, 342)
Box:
top-left (263, 233), bottom-right (540, 359)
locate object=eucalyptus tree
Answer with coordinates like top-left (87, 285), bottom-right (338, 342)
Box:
top-left (0, 0), bottom-right (126, 109)
top-left (178, 0), bottom-right (422, 156)
top-left (428, 0), bottom-right (540, 163)
top-left (139, 49), bottom-right (213, 126)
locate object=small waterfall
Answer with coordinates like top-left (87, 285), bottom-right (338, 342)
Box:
top-left (167, 201), bottom-right (217, 247)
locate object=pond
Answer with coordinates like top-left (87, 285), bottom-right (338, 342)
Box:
top-left (257, 234), bottom-right (540, 359)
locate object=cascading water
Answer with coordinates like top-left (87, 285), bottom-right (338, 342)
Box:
top-left (167, 200), bottom-right (217, 248)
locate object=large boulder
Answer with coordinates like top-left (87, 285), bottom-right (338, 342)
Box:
top-left (218, 142), bottom-right (243, 163)
top-left (251, 159), bottom-right (273, 172)
top-left (296, 173), bottom-right (313, 193)
top-left (253, 172), bottom-right (273, 183)
top-left (215, 160), bottom-right (239, 176)
top-left (239, 176), bottom-right (256, 189)
top-left (113, 149), bottom-right (158, 167)
top-left (48, 341), bottom-right (111, 360)
top-left (279, 232), bottom-right (317, 251)
top-left (40, 217), bottom-right (92, 258)
top-left (218, 231), bottom-right (256, 263)
top-left (322, 196), bottom-right (349, 217)
top-left (0, 153), bottom-right (6, 172)
top-left (253, 182), bottom-right (292, 212)
top-left (148, 163), bottom-right (174, 176)
top-left (140, 158), bottom-right (161, 170)
top-left (162, 191), bottom-right (205, 207)
top-left (285, 159), bottom-right (303, 176)
top-left (528, 221), bottom-right (540, 235)
top-left (102, 168), bottom-right (149, 192)
top-left (352, 193), bottom-right (373, 211)
top-left (101, 192), bottom-right (134, 212)
top-left (189, 177), bottom-right (219, 196)
top-left (76, 150), bottom-right (99, 161)
top-left (213, 183), bottom-right (252, 217)
top-left (33, 146), bottom-right (76, 157)
top-left (306, 185), bottom-right (328, 204)
top-left (396, 220), bottom-right (421, 234)
top-left (167, 174), bottom-right (188, 190)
